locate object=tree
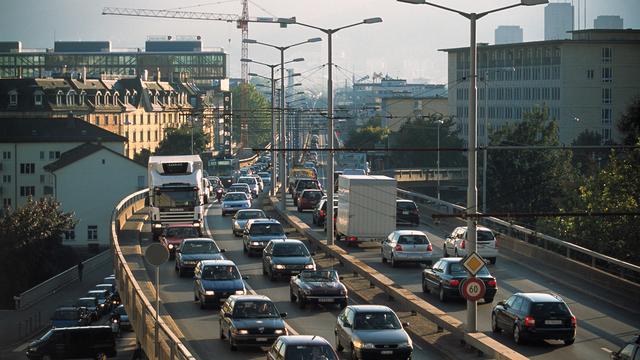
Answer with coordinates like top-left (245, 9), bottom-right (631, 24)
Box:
top-left (154, 124), bottom-right (209, 156)
top-left (232, 84), bottom-right (272, 147)
top-left (345, 125), bottom-right (389, 149)
top-left (571, 130), bottom-right (606, 177)
top-left (486, 108), bottom-right (577, 226)
top-left (617, 96), bottom-right (640, 145)
top-left (0, 198), bottom-right (77, 308)
top-left (133, 148), bottom-right (151, 166)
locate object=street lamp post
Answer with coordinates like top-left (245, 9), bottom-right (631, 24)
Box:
top-left (287, 17), bottom-right (383, 246)
top-left (244, 57), bottom-right (304, 197)
top-left (436, 118), bottom-right (444, 200)
top-left (244, 38), bottom-right (322, 211)
top-left (398, 0), bottom-right (548, 333)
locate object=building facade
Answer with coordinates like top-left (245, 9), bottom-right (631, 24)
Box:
top-left (594, 16), bottom-right (624, 30)
top-left (495, 26), bottom-right (524, 45)
top-left (544, 3), bottom-right (574, 40)
top-left (0, 37), bottom-right (227, 89)
top-left (381, 97), bottom-right (449, 132)
top-left (441, 29), bottom-right (640, 145)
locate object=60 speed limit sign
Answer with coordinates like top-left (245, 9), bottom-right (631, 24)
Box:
top-left (461, 278), bottom-right (486, 301)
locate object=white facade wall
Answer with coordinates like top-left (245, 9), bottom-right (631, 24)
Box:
top-left (53, 149), bottom-right (145, 248)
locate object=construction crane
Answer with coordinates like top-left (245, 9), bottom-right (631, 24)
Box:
top-left (102, 4), bottom-right (292, 146)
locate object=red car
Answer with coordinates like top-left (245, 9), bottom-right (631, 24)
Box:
top-left (159, 224), bottom-right (202, 259)
top-left (297, 189), bottom-right (324, 212)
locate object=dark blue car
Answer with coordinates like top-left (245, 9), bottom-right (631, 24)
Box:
top-left (193, 260), bottom-right (247, 308)
top-left (51, 307), bottom-right (91, 328)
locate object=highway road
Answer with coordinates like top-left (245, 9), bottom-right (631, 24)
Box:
top-left (292, 133), bottom-right (640, 360)
top-left (125, 196), bottom-right (444, 359)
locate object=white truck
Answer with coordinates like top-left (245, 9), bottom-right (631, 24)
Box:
top-left (335, 175), bottom-right (397, 245)
top-left (148, 155), bottom-right (204, 239)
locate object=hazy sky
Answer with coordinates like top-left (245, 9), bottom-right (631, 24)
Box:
top-left (1, 0), bottom-right (638, 90)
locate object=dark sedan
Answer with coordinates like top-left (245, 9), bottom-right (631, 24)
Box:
top-left (194, 260), bottom-right (247, 308)
top-left (421, 257), bottom-right (497, 303)
top-left (51, 307), bottom-right (91, 328)
top-left (74, 297), bottom-right (100, 322)
top-left (289, 269), bottom-right (348, 309)
top-left (335, 305), bottom-right (412, 360)
top-left (175, 238), bottom-right (226, 277)
top-left (492, 292), bottom-right (576, 345)
top-left (262, 240), bottom-right (316, 281)
top-left (86, 289), bottom-right (112, 314)
top-left (396, 199), bottom-right (420, 227)
top-left (296, 189), bottom-right (324, 212)
top-left (219, 295), bottom-right (288, 350)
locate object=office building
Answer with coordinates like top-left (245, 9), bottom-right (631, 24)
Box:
top-left (495, 26), bottom-right (524, 45)
top-left (594, 16), bottom-right (624, 30)
top-left (545, 3), bottom-right (574, 40)
top-left (441, 29), bottom-right (640, 145)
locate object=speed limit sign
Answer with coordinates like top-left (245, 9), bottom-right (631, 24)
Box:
top-left (461, 278), bottom-right (486, 301)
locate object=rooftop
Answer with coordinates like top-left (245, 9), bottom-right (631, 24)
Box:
top-left (44, 142), bottom-right (142, 172)
top-left (0, 117), bottom-right (127, 143)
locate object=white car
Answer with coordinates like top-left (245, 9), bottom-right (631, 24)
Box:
top-left (443, 226), bottom-right (498, 264)
top-left (257, 172), bottom-right (271, 186)
top-left (237, 176), bottom-right (260, 197)
top-left (251, 174), bottom-right (264, 192)
top-left (381, 230), bottom-right (433, 267)
top-left (202, 178), bottom-right (212, 204)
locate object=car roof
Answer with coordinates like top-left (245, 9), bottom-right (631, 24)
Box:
top-left (270, 239), bottom-right (303, 245)
top-left (182, 238), bottom-right (215, 242)
top-left (236, 209), bottom-right (264, 214)
top-left (396, 199), bottom-right (416, 203)
top-left (247, 218), bottom-right (280, 225)
top-left (516, 292), bottom-right (565, 303)
top-left (225, 191), bottom-right (248, 196)
top-left (87, 289), bottom-right (107, 293)
top-left (279, 335), bottom-right (332, 346)
top-left (456, 225), bottom-right (492, 232)
top-left (78, 297), bottom-right (96, 300)
top-left (392, 230), bottom-right (427, 236)
top-left (229, 294), bottom-right (271, 302)
top-left (56, 306), bottom-right (80, 311)
top-left (349, 305), bottom-right (393, 313)
top-left (200, 259), bottom-right (236, 266)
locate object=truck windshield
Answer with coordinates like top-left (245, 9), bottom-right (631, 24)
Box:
top-left (156, 190), bottom-right (198, 208)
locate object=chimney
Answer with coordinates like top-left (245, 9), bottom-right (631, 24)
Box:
top-left (143, 69), bottom-right (148, 81)
top-left (156, 67), bottom-right (161, 82)
top-left (82, 67), bottom-right (87, 83)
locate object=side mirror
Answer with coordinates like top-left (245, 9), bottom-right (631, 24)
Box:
top-left (310, 252), bottom-right (316, 256)
top-left (339, 276), bottom-right (344, 281)
top-left (280, 312), bottom-right (288, 318)
top-left (285, 231), bottom-right (291, 235)
top-left (220, 249), bottom-right (227, 253)
top-left (193, 276), bottom-right (198, 280)
top-left (497, 300), bottom-right (506, 307)
top-left (175, 249), bottom-right (181, 253)
top-left (343, 322), bottom-right (351, 328)
top-left (242, 276), bottom-right (249, 280)
top-left (402, 322), bottom-right (410, 327)
top-left (224, 312), bottom-right (232, 318)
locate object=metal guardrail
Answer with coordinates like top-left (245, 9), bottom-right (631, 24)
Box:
top-left (111, 189), bottom-right (195, 360)
top-left (15, 250), bottom-right (112, 310)
top-left (375, 167), bottom-right (467, 182)
top-left (396, 188), bottom-right (640, 283)
top-left (238, 142), bottom-right (271, 168)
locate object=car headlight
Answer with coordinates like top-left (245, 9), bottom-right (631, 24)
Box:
top-left (235, 290), bottom-right (245, 295)
top-left (304, 263), bottom-right (315, 270)
top-left (99, 303), bottom-right (105, 308)
top-left (302, 288), bottom-right (311, 295)
top-left (274, 264), bottom-right (286, 270)
top-left (223, 204), bottom-right (230, 208)
top-left (168, 244), bottom-right (174, 249)
top-left (399, 341), bottom-right (412, 348)
top-left (205, 290), bottom-right (215, 296)
top-left (28, 347), bottom-right (37, 352)
top-left (236, 329), bottom-right (249, 335)
top-left (340, 289), bottom-right (347, 295)
top-left (184, 261), bottom-right (196, 265)
top-left (153, 223), bottom-right (162, 228)
top-left (250, 241), bottom-right (261, 246)
top-left (274, 329), bottom-right (285, 335)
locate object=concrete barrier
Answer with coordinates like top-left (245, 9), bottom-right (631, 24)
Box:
top-left (270, 195), bottom-right (528, 360)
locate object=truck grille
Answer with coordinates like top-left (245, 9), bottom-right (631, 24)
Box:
top-left (160, 211), bottom-right (195, 223)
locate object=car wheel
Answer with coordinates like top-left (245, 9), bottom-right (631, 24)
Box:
top-left (335, 334), bottom-right (344, 352)
top-left (484, 297), bottom-right (494, 303)
top-left (381, 250), bottom-right (387, 263)
top-left (298, 294), bottom-right (306, 309)
top-left (229, 332), bottom-right (237, 351)
top-left (219, 321), bottom-right (225, 339)
top-left (513, 324), bottom-right (524, 344)
top-left (489, 257), bottom-right (497, 265)
top-left (422, 278), bottom-right (429, 293)
top-left (289, 289), bottom-right (296, 303)
top-left (390, 255), bottom-right (397, 268)
top-left (350, 343), bottom-right (358, 360)
top-left (439, 286), bottom-right (448, 302)
top-left (199, 296), bottom-right (206, 309)
top-left (564, 338), bottom-right (575, 345)
top-left (443, 245), bottom-right (448, 257)
top-left (268, 269), bottom-right (276, 282)
top-left (491, 313), bottom-right (501, 333)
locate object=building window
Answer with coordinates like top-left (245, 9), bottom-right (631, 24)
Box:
top-left (40, 151), bottom-right (45, 160)
top-left (40, 174), bottom-right (45, 183)
top-left (602, 88), bottom-right (612, 104)
top-left (132, 114), bottom-right (136, 125)
top-left (147, 130), bottom-right (151, 142)
top-left (602, 47), bottom-right (612, 64)
top-left (602, 128), bottom-right (612, 142)
top-left (155, 114), bottom-right (158, 124)
top-left (64, 229), bottom-right (75, 241)
top-left (154, 130), bottom-right (158, 141)
top-left (3, 198), bottom-right (11, 208)
top-left (133, 132), bottom-right (137, 142)
top-left (56, 91), bottom-right (63, 105)
top-left (147, 114), bottom-right (151, 124)
top-left (34, 93), bottom-right (43, 105)
top-left (87, 225), bottom-right (98, 241)
top-left (20, 186), bottom-right (35, 197)
top-left (79, 91), bottom-right (86, 104)
top-left (43, 186), bottom-right (53, 195)
top-left (2, 175), bottom-right (10, 183)
top-left (20, 163), bottom-right (35, 174)
top-left (9, 92), bottom-right (17, 105)
top-left (96, 116), bottom-right (100, 126)
top-left (2, 151), bottom-right (11, 160)
top-left (602, 67), bottom-right (612, 82)
top-left (602, 108), bottom-right (612, 125)
top-left (67, 92), bottom-right (75, 106)
top-left (139, 131), bottom-right (144, 142)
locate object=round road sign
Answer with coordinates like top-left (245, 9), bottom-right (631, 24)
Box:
top-left (461, 277), bottom-right (486, 302)
top-left (145, 243), bottom-right (169, 266)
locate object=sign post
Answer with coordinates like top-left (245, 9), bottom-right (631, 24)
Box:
top-left (460, 251), bottom-right (486, 302)
top-left (145, 243), bottom-right (169, 359)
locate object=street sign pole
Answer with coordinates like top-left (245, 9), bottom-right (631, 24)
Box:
top-left (145, 243), bottom-right (169, 359)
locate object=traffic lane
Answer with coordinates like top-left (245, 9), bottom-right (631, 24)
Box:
top-left (287, 196), bottom-right (637, 359)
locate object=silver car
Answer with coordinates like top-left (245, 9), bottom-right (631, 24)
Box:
top-left (381, 230), bottom-right (433, 267)
top-left (232, 209), bottom-right (267, 237)
top-left (221, 192), bottom-right (251, 216)
top-left (242, 219), bottom-right (286, 256)
top-left (238, 176), bottom-right (260, 197)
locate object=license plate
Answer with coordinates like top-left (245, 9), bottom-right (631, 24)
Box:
top-left (402, 211), bottom-right (409, 215)
top-left (545, 320), bottom-right (562, 325)
top-left (381, 350), bottom-right (393, 355)
top-left (256, 337), bottom-right (268, 342)
top-left (318, 298), bottom-right (334, 303)
top-left (290, 271), bottom-right (300, 274)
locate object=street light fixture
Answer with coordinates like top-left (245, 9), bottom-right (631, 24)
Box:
top-left (398, 0), bottom-right (547, 333)
top-left (286, 17), bottom-right (383, 246)
top-left (243, 37), bottom-right (322, 209)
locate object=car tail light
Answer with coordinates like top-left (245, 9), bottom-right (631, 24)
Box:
top-left (319, 210), bottom-right (325, 217)
top-left (460, 240), bottom-right (466, 249)
top-left (347, 236), bottom-right (358, 242)
top-left (524, 316), bottom-right (536, 327)
top-left (449, 279), bottom-right (460, 287)
top-left (486, 279), bottom-right (497, 287)
top-left (395, 244), bottom-right (403, 251)
top-left (426, 243), bottom-right (432, 251)
top-left (571, 315), bottom-right (577, 327)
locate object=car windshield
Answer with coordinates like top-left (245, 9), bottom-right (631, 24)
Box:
top-left (353, 312), bottom-right (401, 330)
top-left (397, 202), bottom-right (417, 210)
top-left (273, 243), bottom-right (309, 257)
top-left (88, 291), bottom-right (106, 300)
top-left (285, 345), bottom-right (338, 360)
top-left (449, 263), bottom-right (490, 276)
top-left (53, 310), bottom-right (79, 320)
top-left (165, 227), bottom-right (200, 238)
top-left (202, 265), bottom-right (240, 280)
top-left (249, 223), bottom-right (284, 236)
top-left (225, 193), bottom-right (248, 201)
top-left (298, 181), bottom-right (319, 190)
top-left (303, 191), bottom-right (323, 200)
top-left (233, 300), bottom-right (279, 318)
top-left (477, 230), bottom-right (495, 242)
top-left (239, 177), bottom-right (256, 185)
top-left (76, 298), bottom-right (96, 307)
top-left (301, 270), bottom-right (338, 282)
top-left (398, 235), bottom-right (429, 245)
top-left (237, 210), bottom-right (265, 220)
top-left (530, 302), bottom-right (571, 317)
top-left (181, 241), bottom-right (220, 254)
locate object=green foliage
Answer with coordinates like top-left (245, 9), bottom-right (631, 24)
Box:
top-left (154, 124), bottom-right (209, 156)
top-left (345, 125), bottom-right (389, 149)
top-left (232, 84), bottom-right (272, 147)
top-left (0, 198), bottom-right (77, 308)
top-left (133, 148), bottom-right (152, 166)
top-left (571, 130), bottom-right (607, 177)
top-left (617, 97), bottom-right (640, 145)
top-left (486, 108), bottom-right (577, 225)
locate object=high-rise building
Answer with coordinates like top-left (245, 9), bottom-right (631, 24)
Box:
top-left (495, 26), bottom-right (524, 45)
top-left (594, 16), bottom-right (624, 30)
top-left (545, 3), bottom-right (574, 40)
top-left (441, 29), bottom-right (640, 145)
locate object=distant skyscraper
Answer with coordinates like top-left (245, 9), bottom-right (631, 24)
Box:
top-left (545, 3), bottom-right (574, 40)
top-left (495, 26), bottom-right (524, 44)
top-left (594, 16), bottom-right (624, 29)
